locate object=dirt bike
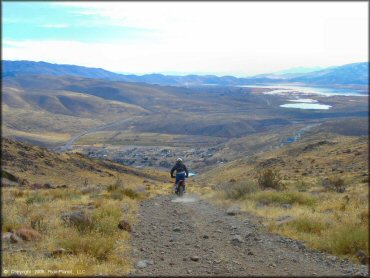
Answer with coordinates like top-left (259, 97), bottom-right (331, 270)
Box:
top-left (174, 179), bottom-right (185, 197)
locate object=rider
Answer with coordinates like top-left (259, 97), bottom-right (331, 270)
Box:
top-left (170, 158), bottom-right (189, 193)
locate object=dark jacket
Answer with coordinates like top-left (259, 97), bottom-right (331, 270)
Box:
top-left (171, 162), bottom-right (189, 177)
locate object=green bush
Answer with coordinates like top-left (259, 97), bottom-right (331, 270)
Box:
top-left (49, 189), bottom-right (81, 200)
top-left (224, 181), bottom-right (259, 200)
top-left (10, 189), bottom-right (25, 198)
top-left (107, 178), bottom-right (124, 192)
top-left (92, 203), bottom-right (121, 235)
top-left (30, 214), bottom-right (48, 233)
top-left (322, 176), bottom-right (346, 192)
top-left (251, 191), bottom-right (317, 207)
top-left (59, 232), bottom-right (115, 261)
top-left (257, 168), bottom-right (282, 190)
top-left (318, 225), bottom-right (369, 256)
top-left (110, 188), bottom-right (140, 200)
top-left (25, 193), bottom-right (49, 204)
top-left (287, 217), bottom-right (326, 234)
top-left (295, 180), bottom-right (309, 192)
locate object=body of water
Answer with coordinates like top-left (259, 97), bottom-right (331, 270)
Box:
top-left (281, 98), bottom-right (331, 110)
top-left (288, 98), bottom-right (318, 103)
top-left (237, 84), bottom-right (366, 97)
top-left (280, 103), bottom-right (332, 110)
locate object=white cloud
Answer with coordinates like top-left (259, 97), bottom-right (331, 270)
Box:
top-left (4, 2), bottom-right (368, 75)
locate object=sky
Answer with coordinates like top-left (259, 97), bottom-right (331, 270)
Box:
top-left (2, 1), bottom-right (368, 76)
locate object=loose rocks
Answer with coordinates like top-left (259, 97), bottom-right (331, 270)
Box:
top-left (226, 206), bottom-right (241, 216)
top-left (61, 210), bottom-right (92, 230)
top-left (118, 220), bottom-right (132, 232)
top-left (190, 256), bottom-right (200, 262)
top-left (231, 235), bottom-right (244, 245)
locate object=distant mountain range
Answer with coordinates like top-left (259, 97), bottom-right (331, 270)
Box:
top-left (2, 60), bottom-right (368, 87)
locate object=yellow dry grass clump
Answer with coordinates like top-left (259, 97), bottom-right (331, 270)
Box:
top-left (2, 183), bottom-right (139, 275)
top-left (1, 138), bottom-right (170, 276)
top-left (202, 134), bottom-right (369, 263)
top-left (205, 175), bottom-right (368, 263)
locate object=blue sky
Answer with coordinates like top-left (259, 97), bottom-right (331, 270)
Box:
top-left (3, 2), bottom-right (150, 43)
top-left (2, 2), bottom-right (368, 76)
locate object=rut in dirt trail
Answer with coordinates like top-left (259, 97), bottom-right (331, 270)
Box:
top-left (129, 194), bottom-right (368, 276)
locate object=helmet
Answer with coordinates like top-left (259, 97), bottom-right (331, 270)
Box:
top-left (176, 158), bottom-right (183, 162)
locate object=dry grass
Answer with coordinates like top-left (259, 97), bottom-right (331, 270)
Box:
top-left (201, 133), bottom-right (369, 263)
top-left (1, 139), bottom-right (170, 276)
top-left (2, 186), bottom-right (136, 276)
top-left (250, 191), bottom-right (317, 207)
top-left (2, 176), bottom-right (192, 276)
top-left (207, 179), bottom-right (368, 263)
top-left (257, 168), bottom-right (283, 190)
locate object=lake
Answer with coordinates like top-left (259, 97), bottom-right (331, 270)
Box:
top-left (280, 103), bottom-right (332, 110)
top-left (237, 84), bottom-right (367, 97)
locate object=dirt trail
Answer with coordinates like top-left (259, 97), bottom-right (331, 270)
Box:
top-left (129, 194), bottom-right (368, 276)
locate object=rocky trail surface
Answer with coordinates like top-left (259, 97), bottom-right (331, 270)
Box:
top-left (129, 194), bottom-right (368, 276)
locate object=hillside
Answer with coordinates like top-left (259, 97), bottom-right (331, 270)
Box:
top-left (197, 131), bottom-right (368, 187)
top-left (194, 131), bottom-right (368, 264)
top-left (289, 62), bottom-right (369, 86)
top-left (1, 74), bottom-right (298, 146)
top-left (1, 138), bottom-right (167, 187)
top-left (2, 60), bottom-right (127, 81)
top-left (3, 60), bottom-right (368, 87)
top-left (3, 73), bottom-right (368, 148)
top-left (2, 138), bottom-right (368, 276)
top-left (1, 138), bottom-right (171, 275)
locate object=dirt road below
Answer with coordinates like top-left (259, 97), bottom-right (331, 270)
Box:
top-left (129, 194), bottom-right (368, 276)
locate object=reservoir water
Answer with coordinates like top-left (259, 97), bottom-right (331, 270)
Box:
top-left (280, 103), bottom-right (332, 110)
top-left (237, 84), bottom-right (366, 97)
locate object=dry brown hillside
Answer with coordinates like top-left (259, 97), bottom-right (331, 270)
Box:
top-left (196, 132), bottom-right (368, 263)
top-left (1, 138), bottom-right (169, 275)
top-left (1, 138), bottom-right (167, 188)
top-left (198, 132), bottom-right (368, 187)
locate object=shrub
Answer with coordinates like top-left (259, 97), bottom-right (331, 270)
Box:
top-left (318, 225), bottom-right (369, 256)
top-left (49, 189), bottom-right (81, 200)
top-left (287, 217), bottom-right (326, 234)
top-left (110, 188), bottom-right (140, 200)
top-left (257, 168), bottom-right (282, 190)
top-left (30, 214), bottom-right (48, 233)
top-left (107, 178), bottom-right (124, 192)
top-left (224, 181), bottom-right (259, 200)
top-left (25, 193), bottom-right (49, 204)
top-left (81, 186), bottom-right (100, 195)
top-left (92, 202), bottom-right (121, 235)
top-left (251, 191), bottom-right (317, 207)
top-left (122, 188), bottom-right (140, 199)
top-left (295, 180), bottom-right (309, 192)
top-left (322, 176), bottom-right (346, 193)
top-left (358, 210), bottom-right (368, 224)
top-left (58, 232), bottom-right (115, 261)
top-left (10, 189), bottom-right (26, 198)
top-left (110, 190), bottom-right (124, 200)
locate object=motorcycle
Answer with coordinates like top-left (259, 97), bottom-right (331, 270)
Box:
top-left (174, 179), bottom-right (185, 197)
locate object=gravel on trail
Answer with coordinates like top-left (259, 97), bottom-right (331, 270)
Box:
top-left (129, 194), bottom-right (368, 276)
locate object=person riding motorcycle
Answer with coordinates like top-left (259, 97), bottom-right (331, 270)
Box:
top-left (170, 158), bottom-right (189, 193)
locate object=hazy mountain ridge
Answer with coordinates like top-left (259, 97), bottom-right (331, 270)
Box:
top-left (3, 60), bottom-right (368, 87)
